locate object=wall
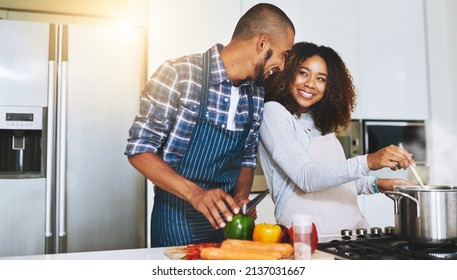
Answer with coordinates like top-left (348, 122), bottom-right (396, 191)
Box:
top-left (147, 0), bottom-right (242, 76)
top-left (0, 0), bottom-right (148, 26)
top-left (425, 0), bottom-right (457, 184)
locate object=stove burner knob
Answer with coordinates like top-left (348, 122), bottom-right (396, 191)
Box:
top-left (370, 227), bottom-right (382, 236)
top-left (384, 226), bottom-right (395, 235)
top-left (355, 228), bottom-right (368, 238)
top-left (341, 229), bottom-right (352, 239)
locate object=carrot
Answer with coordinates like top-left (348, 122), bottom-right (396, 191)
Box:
top-left (221, 239), bottom-right (294, 258)
top-left (220, 243), bottom-right (282, 259)
top-left (200, 247), bottom-right (280, 260)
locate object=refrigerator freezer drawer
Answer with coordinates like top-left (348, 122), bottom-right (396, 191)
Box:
top-left (0, 178), bottom-right (46, 257)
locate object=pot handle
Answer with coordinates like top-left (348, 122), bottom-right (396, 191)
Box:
top-left (384, 191), bottom-right (420, 218)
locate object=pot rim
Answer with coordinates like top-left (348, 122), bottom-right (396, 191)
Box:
top-left (393, 185), bottom-right (457, 192)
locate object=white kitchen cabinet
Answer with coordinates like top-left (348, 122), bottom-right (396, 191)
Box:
top-left (293, 0), bottom-right (429, 120)
top-left (244, 0), bottom-right (429, 121)
top-left (354, 0), bottom-right (430, 227)
top-left (296, 0), bottom-right (362, 118)
top-left (357, 194), bottom-right (395, 228)
top-left (357, 0), bottom-right (429, 120)
top-left (246, 0), bottom-right (408, 121)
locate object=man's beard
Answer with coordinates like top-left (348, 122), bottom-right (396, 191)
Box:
top-left (253, 49), bottom-right (273, 87)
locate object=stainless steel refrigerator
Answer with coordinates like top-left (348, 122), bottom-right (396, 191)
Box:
top-left (0, 19), bottom-right (146, 257)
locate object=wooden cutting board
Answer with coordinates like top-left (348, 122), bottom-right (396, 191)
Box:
top-left (164, 246), bottom-right (335, 260)
top-left (164, 246), bottom-right (187, 260)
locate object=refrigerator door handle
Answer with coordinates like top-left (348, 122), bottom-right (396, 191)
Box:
top-left (45, 61), bottom-right (57, 253)
top-left (55, 24), bottom-right (68, 254)
top-left (58, 61), bottom-right (68, 242)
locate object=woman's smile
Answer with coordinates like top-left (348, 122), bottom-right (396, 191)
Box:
top-left (297, 88), bottom-right (315, 99)
top-left (290, 55), bottom-right (328, 111)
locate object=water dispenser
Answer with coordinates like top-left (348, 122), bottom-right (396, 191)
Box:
top-left (0, 106), bottom-right (46, 178)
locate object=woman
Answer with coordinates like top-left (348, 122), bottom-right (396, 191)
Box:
top-left (258, 42), bottom-right (414, 235)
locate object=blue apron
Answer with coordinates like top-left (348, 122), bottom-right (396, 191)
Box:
top-left (151, 50), bottom-right (254, 247)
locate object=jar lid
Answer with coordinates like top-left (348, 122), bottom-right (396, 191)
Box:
top-left (292, 214), bottom-right (312, 226)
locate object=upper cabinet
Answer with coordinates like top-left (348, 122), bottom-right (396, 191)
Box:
top-left (145, 0), bottom-right (429, 120)
top-left (290, 0), bottom-right (362, 118)
top-left (357, 0), bottom-right (429, 120)
top-left (242, 0), bottom-right (428, 120)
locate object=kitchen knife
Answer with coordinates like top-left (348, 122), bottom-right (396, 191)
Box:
top-left (241, 189), bottom-right (270, 215)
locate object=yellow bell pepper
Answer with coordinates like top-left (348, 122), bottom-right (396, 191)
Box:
top-left (252, 223), bottom-right (282, 243)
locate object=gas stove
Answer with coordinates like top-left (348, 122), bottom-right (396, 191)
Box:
top-left (317, 227), bottom-right (457, 260)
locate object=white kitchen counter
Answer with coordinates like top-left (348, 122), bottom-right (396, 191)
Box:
top-left (1, 235), bottom-right (341, 260)
top-left (0, 248), bottom-right (169, 260)
top-left (0, 246), bottom-right (336, 260)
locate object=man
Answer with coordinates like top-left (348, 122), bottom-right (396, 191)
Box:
top-left (125, 3), bottom-right (295, 247)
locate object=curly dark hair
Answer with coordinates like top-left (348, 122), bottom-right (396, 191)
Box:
top-left (264, 42), bottom-right (356, 135)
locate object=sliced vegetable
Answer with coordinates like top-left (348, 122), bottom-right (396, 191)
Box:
top-left (184, 243), bottom-right (220, 260)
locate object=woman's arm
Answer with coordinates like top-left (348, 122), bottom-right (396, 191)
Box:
top-left (259, 102), bottom-right (367, 192)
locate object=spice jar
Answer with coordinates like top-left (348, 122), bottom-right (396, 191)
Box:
top-left (292, 214), bottom-right (312, 260)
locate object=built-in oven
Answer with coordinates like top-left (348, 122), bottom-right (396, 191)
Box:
top-left (338, 120), bottom-right (427, 163)
top-left (363, 120), bottom-right (427, 165)
top-left (337, 119), bottom-right (429, 185)
top-left (336, 119), bottom-right (363, 159)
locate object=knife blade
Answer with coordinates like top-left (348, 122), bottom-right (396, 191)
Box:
top-left (241, 189), bottom-right (270, 215)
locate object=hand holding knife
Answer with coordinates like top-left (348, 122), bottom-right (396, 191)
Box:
top-left (241, 189), bottom-right (270, 216)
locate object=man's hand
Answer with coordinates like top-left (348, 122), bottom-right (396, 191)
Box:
top-left (188, 188), bottom-right (240, 229)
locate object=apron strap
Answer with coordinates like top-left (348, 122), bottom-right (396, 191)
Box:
top-left (198, 50), bottom-right (254, 130)
top-left (198, 50), bottom-right (211, 120)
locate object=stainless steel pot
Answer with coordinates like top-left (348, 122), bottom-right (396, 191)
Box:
top-left (385, 185), bottom-right (457, 244)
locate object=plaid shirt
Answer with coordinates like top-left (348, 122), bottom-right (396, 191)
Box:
top-left (125, 44), bottom-right (264, 168)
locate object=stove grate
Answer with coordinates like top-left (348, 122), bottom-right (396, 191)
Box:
top-left (318, 238), bottom-right (457, 260)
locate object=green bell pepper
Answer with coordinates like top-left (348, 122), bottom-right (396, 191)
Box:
top-left (223, 214), bottom-right (255, 240)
